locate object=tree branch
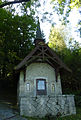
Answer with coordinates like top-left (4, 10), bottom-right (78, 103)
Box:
top-left (0, 0), bottom-right (30, 8)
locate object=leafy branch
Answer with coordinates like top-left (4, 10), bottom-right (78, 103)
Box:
top-left (0, 0), bottom-right (30, 8)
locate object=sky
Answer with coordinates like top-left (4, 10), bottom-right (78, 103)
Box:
top-left (68, 8), bottom-right (81, 43)
top-left (37, 0), bottom-right (81, 44)
top-left (2, 0), bottom-right (81, 44)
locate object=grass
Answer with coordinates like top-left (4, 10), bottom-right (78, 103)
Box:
top-left (57, 108), bottom-right (81, 120)
top-left (59, 107), bottom-right (81, 120)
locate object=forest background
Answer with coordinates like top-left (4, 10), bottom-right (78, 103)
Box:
top-left (0, 0), bottom-right (81, 107)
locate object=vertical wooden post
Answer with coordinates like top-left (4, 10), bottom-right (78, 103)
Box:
top-left (23, 67), bottom-right (26, 82)
top-left (55, 67), bottom-right (59, 82)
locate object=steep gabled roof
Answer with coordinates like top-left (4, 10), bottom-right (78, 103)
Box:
top-left (15, 42), bottom-right (71, 72)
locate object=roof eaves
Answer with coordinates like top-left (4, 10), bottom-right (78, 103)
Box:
top-left (15, 45), bottom-right (39, 70)
top-left (46, 45), bottom-right (71, 72)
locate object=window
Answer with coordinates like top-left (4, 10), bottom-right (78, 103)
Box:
top-left (36, 79), bottom-right (47, 95)
top-left (51, 83), bottom-right (55, 92)
top-left (26, 83), bottom-right (30, 91)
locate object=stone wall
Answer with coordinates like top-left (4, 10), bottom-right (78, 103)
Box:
top-left (19, 95), bottom-right (76, 117)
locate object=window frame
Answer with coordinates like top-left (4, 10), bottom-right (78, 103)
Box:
top-left (36, 79), bottom-right (47, 95)
top-left (26, 83), bottom-right (30, 91)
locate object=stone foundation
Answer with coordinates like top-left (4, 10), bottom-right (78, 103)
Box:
top-left (19, 95), bottom-right (76, 117)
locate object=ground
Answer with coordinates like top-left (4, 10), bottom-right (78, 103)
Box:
top-left (0, 101), bottom-right (27, 120)
top-left (0, 89), bottom-right (27, 120)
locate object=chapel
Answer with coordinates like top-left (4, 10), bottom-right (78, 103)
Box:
top-left (15, 21), bottom-right (76, 117)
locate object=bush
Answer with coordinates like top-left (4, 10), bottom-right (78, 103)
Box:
top-left (75, 95), bottom-right (81, 107)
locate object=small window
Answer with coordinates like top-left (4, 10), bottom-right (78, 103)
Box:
top-left (36, 79), bottom-right (47, 95)
top-left (51, 84), bottom-right (55, 92)
top-left (26, 83), bottom-right (30, 91)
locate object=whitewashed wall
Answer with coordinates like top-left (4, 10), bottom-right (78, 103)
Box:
top-left (18, 63), bottom-right (62, 98)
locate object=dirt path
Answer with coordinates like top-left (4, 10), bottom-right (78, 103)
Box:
top-left (0, 101), bottom-right (27, 120)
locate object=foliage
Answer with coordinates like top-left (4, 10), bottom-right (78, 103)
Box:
top-left (61, 45), bottom-right (81, 93)
top-left (78, 19), bottom-right (81, 37)
top-left (0, 0), bottom-right (30, 8)
top-left (75, 96), bottom-right (81, 107)
top-left (48, 25), bottom-right (66, 51)
top-left (0, 0), bottom-right (2, 5)
top-left (48, 25), bottom-right (81, 93)
top-left (50, 0), bottom-right (81, 24)
top-left (51, 0), bottom-right (80, 13)
top-left (0, 8), bottom-right (36, 89)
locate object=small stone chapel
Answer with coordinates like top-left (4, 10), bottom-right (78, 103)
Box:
top-left (15, 22), bottom-right (76, 117)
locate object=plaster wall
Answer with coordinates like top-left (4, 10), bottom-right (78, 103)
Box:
top-left (18, 63), bottom-right (62, 98)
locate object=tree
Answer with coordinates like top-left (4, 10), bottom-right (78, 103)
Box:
top-left (0, 0), bottom-right (30, 8)
top-left (0, 8), bottom-right (36, 89)
top-left (50, 0), bottom-right (80, 24)
top-left (78, 18), bottom-right (81, 38)
top-left (61, 45), bottom-right (81, 94)
top-left (48, 25), bottom-right (66, 52)
top-left (48, 24), bottom-right (81, 94)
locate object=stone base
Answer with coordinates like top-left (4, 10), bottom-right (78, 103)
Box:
top-left (19, 95), bottom-right (76, 117)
